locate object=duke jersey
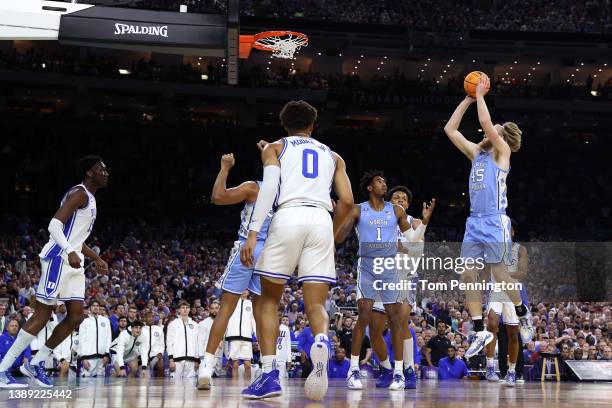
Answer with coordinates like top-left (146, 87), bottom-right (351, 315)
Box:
top-left (469, 150), bottom-right (509, 216)
top-left (237, 181), bottom-right (273, 241)
top-left (356, 201), bottom-right (398, 259)
top-left (40, 184), bottom-right (97, 262)
top-left (275, 136), bottom-right (336, 211)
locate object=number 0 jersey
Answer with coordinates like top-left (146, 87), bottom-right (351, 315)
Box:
top-left (40, 184), bottom-right (97, 262)
top-left (275, 136), bottom-right (336, 212)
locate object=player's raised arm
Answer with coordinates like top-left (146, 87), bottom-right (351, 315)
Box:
top-left (211, 153), bottom-right (259, 205)
top-left (241, 141), bottom-right (282, 267)
top-left (474, 75), bottom-right (511, 159)
top-left (331, 153), bottom-right (356, 243)
top-left (444, 97), bottom-right (481, 161)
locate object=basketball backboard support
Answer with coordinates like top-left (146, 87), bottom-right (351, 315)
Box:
top-left (0, 0), bottom-right (240, 84)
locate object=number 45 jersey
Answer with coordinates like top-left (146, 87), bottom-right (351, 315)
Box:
top-left (275, 136), bottom-right (336, 211)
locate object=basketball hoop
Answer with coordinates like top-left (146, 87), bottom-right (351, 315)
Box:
top-left (239, 31), bottom-right (308, 59)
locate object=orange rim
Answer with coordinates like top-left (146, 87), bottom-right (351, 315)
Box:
top-left (239, 31), bottom-right (308, 58)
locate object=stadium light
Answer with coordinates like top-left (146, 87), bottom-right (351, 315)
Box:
top-left (118, 69), bottom-right (130, 75)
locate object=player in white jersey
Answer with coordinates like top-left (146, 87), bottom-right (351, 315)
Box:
top-left (240, 100), bottom-right (354, 400)
top-left (368, 185), bottom-right (434, 390)
top-left (485, 219), bottom-right (528, 386)
top-left (0, 155), bottom-right (109, 389)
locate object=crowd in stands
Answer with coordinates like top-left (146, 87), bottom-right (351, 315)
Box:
top-left (0, 222), bottom-right (610, 380)
top-left (2, 47), bottom-right (612, 102)
top-left (123, 0), bottom-right (612, 34)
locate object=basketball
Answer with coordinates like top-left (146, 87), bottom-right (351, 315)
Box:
top-left (464, 71), bottom-right (489, 97)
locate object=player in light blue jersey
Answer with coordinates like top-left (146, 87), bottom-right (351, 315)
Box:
top-left (336, 171), bottom-right (435, 392)
top-left (444, 73), bottom-right (532, 360)
top-left (197, 145), bottom-right (274, 390)
top-left (368, 185), bottom-right (435, 390)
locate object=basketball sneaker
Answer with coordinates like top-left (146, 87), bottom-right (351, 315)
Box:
top-left (241, 369), bottom-right (281, 399)
top-left (465, 330), bottom-right (494, 359)
top-left (197, 362), bottom-right (212, 390)
top-left (347, 368), bottom-right (363, 390)
top-left (505, 370), bottom-right (517, 387)
top-left (388, 372), bottom-right (405, 391)
top-left (518, 311), bottom-right (535, 343)
top-left (20, 361), bottom-right (52, 387)
top-left (0, 371), bottom-right (28, 389)
top-left (486, 366), bottom-right (500, 382)
top-left (375, 366), bottom-right (393, 388)
top-left (404, 367), bottom-right (417, 389)
top-left (304, 341), bottom-right (329, 401)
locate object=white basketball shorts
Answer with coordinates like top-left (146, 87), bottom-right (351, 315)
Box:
top-left (36, 256), bottom-right (85, 305)
top-left (254, 206), bottom-right (336, 285)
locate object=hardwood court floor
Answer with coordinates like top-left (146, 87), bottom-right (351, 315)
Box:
top-left (1, 377), bottom-right (611, 408)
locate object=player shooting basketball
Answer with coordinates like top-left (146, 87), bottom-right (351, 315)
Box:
top-left (443, 74), bottom-right (533, 361)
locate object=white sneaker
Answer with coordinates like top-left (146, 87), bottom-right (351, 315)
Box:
top-left (465, 330), bottom-right (494, 359)
top-left (304, 341), bottom-right (329, 401)
top-left (388, 373), bottom-right (405, 391)
top-left (347, 369), bottom-right (363, 390)
top-left (197, 363), bottom-right (212, 390)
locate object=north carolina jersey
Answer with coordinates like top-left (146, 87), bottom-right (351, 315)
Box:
top-left (40, 184), bottom-right (97, 262)
top-left (469, 150), bottom-right (509, 216)
top-left (275, 136), bottom-right (336, 211)
top-left (237, 182), bottom-right (273, 241)
top-left (356, 201), bottom-right (398, 258)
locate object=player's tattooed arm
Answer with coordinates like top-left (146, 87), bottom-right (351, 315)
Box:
top-left (211, 153), bottom-right (259, 204)
top-left (444, 97), bottom-right (480, 161)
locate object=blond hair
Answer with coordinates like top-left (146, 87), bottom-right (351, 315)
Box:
top-left (500, 122), bottom-right (522, 152)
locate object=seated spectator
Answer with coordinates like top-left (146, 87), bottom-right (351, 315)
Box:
top-left (425, 321), bottom-right (451, 367)
top-left (0, 320), bottom-right (31, 375)
top-left (438, 346), bottom-right (469, 380)
top-left (329, 347), bottom-right (350, 379)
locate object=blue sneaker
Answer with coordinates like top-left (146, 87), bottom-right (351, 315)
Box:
top-left (465, 330), bottom-right (494, 359)
top-left (20, 362), bottom-right (52, 387)
top-left (505, 370), bottom-right (516, 387)
top-left (404, 367), bottom-right (417, 389)
top-left (376, 366), bottom-right (393, 388)
top-left (241, 369), bottom-right (281, 399)
top-left (0, 371), bottom-right (28, 389)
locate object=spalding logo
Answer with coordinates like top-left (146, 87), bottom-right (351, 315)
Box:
top-left (114, 23), bottom-right (168, 38)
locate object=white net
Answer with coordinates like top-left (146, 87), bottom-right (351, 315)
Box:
top-left (254, 33), bottom-right (308, 59)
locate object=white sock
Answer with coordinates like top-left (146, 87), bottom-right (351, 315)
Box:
top-left (31, 344), bottom-right (53, 366)
top-left (487, 357), bottom-right (495, 368)
top-left (508, 362), bottom-right (516, 372)
top-left (314, 333), bottom-right (329, 343)
top-left (0, 329), bottom-right (35, 371)
top-left (403, 338), bottom-right (414, 370)
top-left (350, 355), bottom-right (360, 370)
top-left (380, 357), bottom-right (392, 370)
top-left (394, 360), bottom-right (403, 374)
top-left (262, 355), bottom-right (276, 374)
top-left (201, 352), bottom-right (215, 376)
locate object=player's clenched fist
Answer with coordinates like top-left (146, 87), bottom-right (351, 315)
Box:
top-left (221, 153), bottom-right (235, 170)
